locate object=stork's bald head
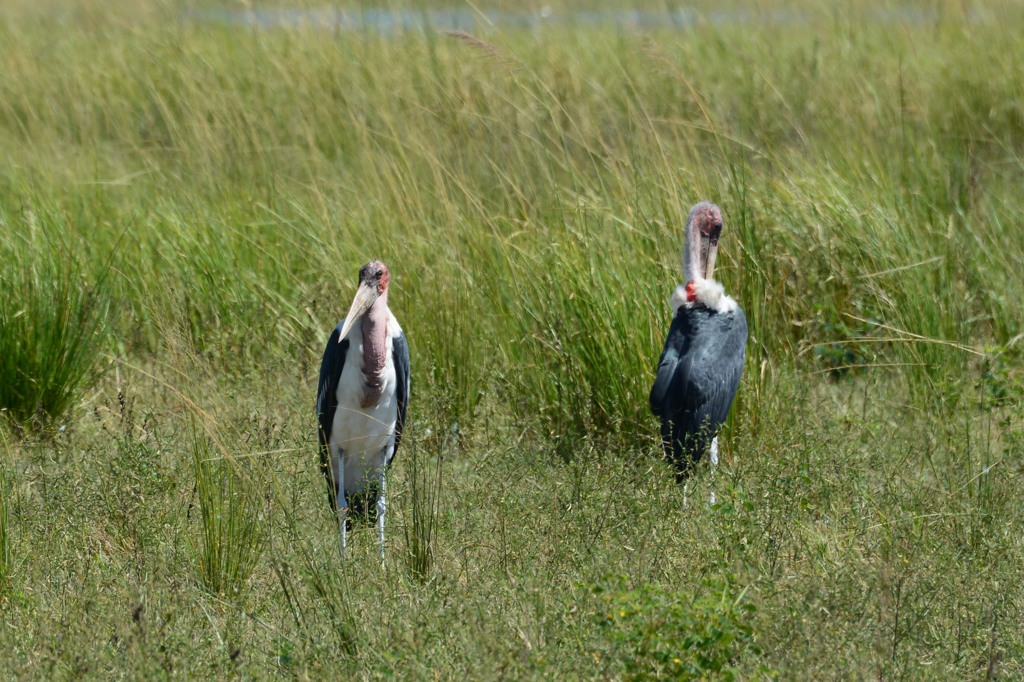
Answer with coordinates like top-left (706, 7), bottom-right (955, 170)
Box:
top-left (684, 201), bottom-right (724, 283)
top-left (339, 260), bottom-right (391, 341)
top-left (358, 260), bottom-right (390, 295)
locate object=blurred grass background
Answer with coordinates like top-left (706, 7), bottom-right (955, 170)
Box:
top-left (0, 0), bottom-right (1021, 677)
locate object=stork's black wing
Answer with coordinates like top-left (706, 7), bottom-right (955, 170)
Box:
top-left (650, 316), bottom-right (691, 418)
top-left (316, 321), bottom-right (348, 504)
top-left (390, 330), bottom-right (410, 466)
top-left (650, 305), bottom-right (747, 471)
top-left (687, 308), bottom-right (746, 436)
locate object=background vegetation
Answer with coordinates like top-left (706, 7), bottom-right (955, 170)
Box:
top-left (0, 0), bottom-right (1021, 677)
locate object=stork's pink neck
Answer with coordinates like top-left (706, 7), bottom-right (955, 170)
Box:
top-left (360, 292), bottom-right (389, 408)
top-left (684, 216), bottom-right (702, 286)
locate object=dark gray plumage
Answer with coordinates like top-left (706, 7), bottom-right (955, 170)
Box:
top-left (316, 326), bottom-right (347, 506)
top-left (650, 304), bottom-right (747, 479)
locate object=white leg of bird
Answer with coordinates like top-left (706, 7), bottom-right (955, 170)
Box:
top-left (337, 508), bottom-right (348, 560)
top-left (335, 458), bottom-right (347, 560)
top-left (682, 480), bottom-right (689, 509)
top-left (709, 436), bottom-right (719, 506)
top-left (376, 467), bottom-right (387, 570)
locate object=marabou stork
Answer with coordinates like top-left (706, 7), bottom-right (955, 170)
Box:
top-left (316, 261), bottom-right (410, 564)
top-left (649, 202), bottom-right (746, 498)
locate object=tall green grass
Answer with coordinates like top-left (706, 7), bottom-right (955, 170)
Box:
top-left (402, 426), bottom-right (447, 581)
top-left (190, 430), bottom-right (266, 595)
top-left (0, 0), bottom-right (1021, 677)
top-left (3, 6), bottom-right (1019, 431)
top-left (0, 221), bottom-right (112, 429)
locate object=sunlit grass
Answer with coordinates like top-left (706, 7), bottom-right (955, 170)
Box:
top-left (0, 0), bottom-right (1021, 677)
top-left (402, 425), bottom-right (447, 582)
top-left (190, 428), bottom-right (267, 596)
top-left (0, 225), bottom-right (112, 429)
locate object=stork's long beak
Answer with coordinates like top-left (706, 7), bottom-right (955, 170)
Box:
top-left (337, 282), bottom-right (379, 342)
top-left (698, 232), bottom-right (720, 282)
top-left (703, 241), bottom-right (718, 281)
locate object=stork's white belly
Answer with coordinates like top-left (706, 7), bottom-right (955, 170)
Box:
top-left (329, 336), bottom-right (398, 495)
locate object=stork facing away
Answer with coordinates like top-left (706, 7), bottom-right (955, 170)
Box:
top-left (316, 261), bottom-right (410, 565)
top-left (650, 202), bottom-right (747, 501)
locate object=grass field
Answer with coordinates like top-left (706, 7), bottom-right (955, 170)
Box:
top-left (1, 0), bottom-right (1023, 677)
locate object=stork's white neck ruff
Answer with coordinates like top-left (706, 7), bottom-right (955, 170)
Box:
top-left (671, 279), bottom-right (739, 314)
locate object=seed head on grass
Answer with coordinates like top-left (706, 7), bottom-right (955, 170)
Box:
top-left (444, 30), bottom-right (523, 74)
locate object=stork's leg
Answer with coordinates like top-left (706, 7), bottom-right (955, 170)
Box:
top-left (333, 456), bottom-right (348, 560)
top-left (337, 509), bottom-right (348, 559)
top-left (708, 436), bottom-right (719, 506)
top-left (376, 466), bottom-right (387, 570)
